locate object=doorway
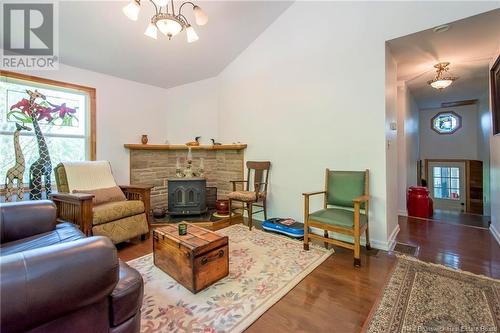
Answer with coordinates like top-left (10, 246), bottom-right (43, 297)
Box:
top-left (427, 161), bottom-right (465, 212)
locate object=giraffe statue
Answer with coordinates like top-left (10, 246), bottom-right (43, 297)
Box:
top-left (4, 123), bottom-right (31, 201)
top-left (26, 90), bottom-right (53, 200)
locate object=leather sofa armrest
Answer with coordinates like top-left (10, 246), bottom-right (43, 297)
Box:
top-left (109, 261), bottom-right (144, 327)
top-left (0, 236), bottom-right (119, 333)
top-left (0, 200), bottom-right (57, 244)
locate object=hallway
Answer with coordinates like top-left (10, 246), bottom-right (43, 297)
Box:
top-left (396, 215), bottom-right (499, 278)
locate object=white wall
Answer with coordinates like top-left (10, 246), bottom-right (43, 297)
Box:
top-left (397, 83), bottom-right (420, 215)
top-left (489, 46), bottom-right (500, 245)
top-left (385, 46), bottom-right (399, 243)
top-left (478, 92), bottom-right (491, 216)
top-left (155, 1), bottom-right (497, 249)
top-left (163, 77), bottom-right (219, 145)
top-left (212, 1), bottom-right (498, 249)
top-left (18, 64), bottom-right (169, 184)
top-left (419, 104), bottom-right (480, 160)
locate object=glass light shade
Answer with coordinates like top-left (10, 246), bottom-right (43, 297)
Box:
top-left (144, 22), bottom-right (158, 39)
top-left (193, 6), bottom-right (208, 26)
top-left (122, 1), bottom-right (140, 21)
top-left (156, 18), bottom-right (183, 37)
top-left (186, 25), bottom-right (199, 43)
top-left (430, 79), bottom-right (453, 90)
top-left (154, 0), bottom-right (168, 6)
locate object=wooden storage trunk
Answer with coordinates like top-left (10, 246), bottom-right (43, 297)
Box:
top-left (153, 223), bottom-right (229, 293)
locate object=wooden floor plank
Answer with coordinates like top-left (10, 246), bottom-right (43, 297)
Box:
top-left (117, 215), bottom-right (499, 332)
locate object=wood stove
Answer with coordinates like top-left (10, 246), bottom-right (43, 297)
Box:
top-left (168, 178), bottom-right (207, 215)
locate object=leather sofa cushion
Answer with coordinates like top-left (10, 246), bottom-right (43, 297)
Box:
top-left (109, 261), bottom-right (144, 327)
top-left (73, 186), bottom-right (126, 205)
top-left (93, 200), bottom-right (145, 225)
top-left (0, 223), bottom-right (84, 256)
top-left (228, 191), bottom-right (266, 202)
top-left (309, 208), bottom-right (366, 229)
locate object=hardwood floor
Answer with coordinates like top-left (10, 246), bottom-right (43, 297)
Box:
top-left (409, 209), bottom-right (491, 229)
top-left (117, 215), bottom-right (500, 332)
top-left (397, 215), bottom-right (500, 278)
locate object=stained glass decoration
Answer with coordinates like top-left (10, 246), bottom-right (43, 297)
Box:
top-left (431, 111), bottom-right (462, 134)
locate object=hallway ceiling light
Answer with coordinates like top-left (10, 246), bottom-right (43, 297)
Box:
top-left (122, 0), bottom-right (207, 43)
top-left (427, 62), bottom-right (458, 90)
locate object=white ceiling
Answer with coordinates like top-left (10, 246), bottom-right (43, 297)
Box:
top-left (387, 8), bottom-right (500, 109)
top-left (58, 1), bottom-right (293, 89)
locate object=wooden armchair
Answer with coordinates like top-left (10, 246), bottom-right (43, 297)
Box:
top-left (50, 162), bottom-right (152, 244)
top-left (303, 169), bottom-right (370, 267)
top-left (228, 161), bottom-right (271, 230)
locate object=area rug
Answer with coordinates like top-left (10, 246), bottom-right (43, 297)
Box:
top-left (127, 224), bottom-right (333, 333)
top-left (363, 255), bottom-right (500, 333)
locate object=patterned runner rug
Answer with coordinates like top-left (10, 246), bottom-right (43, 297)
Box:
top-left (128, 224), bottom-right (333, 333)
top-left (364, 256), bottom-right (500, 333)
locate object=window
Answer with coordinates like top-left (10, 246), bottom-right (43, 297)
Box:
top-left (431, 111), bottom-right (462, 134)
top-left (432, 166), bottom-right (460, 200)
top-left (1, 72), bottom-right (95, 198)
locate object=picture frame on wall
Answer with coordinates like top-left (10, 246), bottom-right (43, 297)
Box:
top-left (491, 55), bottom-right (500, 135)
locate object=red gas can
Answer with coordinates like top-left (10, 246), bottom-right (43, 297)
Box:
top-left (407, 186), bottom-right (433, 218)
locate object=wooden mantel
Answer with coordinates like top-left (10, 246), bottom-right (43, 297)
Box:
top-left (124, 144), bottom-right (247, 151)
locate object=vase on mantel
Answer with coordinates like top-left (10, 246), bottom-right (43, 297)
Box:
top-left (141, 135), bottom-right (148, 144)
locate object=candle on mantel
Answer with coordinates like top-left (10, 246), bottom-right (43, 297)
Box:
top-left (187, 147), bottom-right (193, 161)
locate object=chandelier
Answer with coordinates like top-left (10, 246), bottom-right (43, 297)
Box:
top-left (427, 62), bottom-right (458, 90)
top-left (122, 0), bottom-right (208, 43)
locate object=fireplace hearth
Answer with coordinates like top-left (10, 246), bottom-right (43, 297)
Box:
top-left (168, 178), bottom-right (207, 215)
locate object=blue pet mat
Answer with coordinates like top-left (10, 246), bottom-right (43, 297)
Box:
top-left (262, 218), bottom-right (304, 238)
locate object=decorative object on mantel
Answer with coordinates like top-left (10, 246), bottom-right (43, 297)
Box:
top-left (210, 138), bottom-right (221, 145)
top-left (4, 123), bottom-right (31, 202)
top-left (141, 134), bottom-right (148, 144)
top-left (175, 147), bottom-right (204, 178)
top-left (427, 62), bottom-right (458, 90)
top-left (186, 136), bottom-right (201, 146)
top-left (122, 0), bottom-right (208, 43)
top-left (124, 143), bottom-right (247, 150)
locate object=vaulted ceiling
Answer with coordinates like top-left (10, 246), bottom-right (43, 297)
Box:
top-left (58, 1), bottom-right (293, 89)
top-left (387, 9), bottom-right (500, 109)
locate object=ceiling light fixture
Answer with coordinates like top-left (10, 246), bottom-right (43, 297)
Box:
top-left (427, 62), bottom-right (458, 90)
top-left (122, 0), bottom-right (208, 43)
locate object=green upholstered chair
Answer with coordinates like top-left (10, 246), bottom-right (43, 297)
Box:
top-left (303, 169), bottom-right (370, 267)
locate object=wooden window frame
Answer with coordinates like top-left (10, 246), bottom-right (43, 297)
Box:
top-left (0, 70), bottom-right (96, 160)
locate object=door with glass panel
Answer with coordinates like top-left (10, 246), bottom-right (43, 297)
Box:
top-left (427, 161), bottom-right (466, 212)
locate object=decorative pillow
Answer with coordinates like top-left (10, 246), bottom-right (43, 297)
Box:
top-left (73, 186), bottom-right (126, 205)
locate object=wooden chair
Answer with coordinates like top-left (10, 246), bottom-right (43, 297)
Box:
top-left (228, 161), bottom-right (271, 230)
top-left (303, 169), bottom-right (370, 267)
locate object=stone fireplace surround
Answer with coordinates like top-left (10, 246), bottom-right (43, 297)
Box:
top-left (125, 144), bottom-right (246, 210)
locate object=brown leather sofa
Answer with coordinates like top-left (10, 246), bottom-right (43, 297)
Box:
top-left (0, 200), bottom-right (144, 333)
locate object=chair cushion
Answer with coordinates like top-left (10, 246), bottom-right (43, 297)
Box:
top-left (73, 186), bottom-right (126, 205)
top-left (62, 161), bottom-right (118, 193)
top-left (327, 171), bottom-right (366, 208)
top-left (228, 191), bottom-right (266, 202)
top-left (308, 208), bottom-right (366, 229)
top-left (93, 200), bottom-right (145, 225)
